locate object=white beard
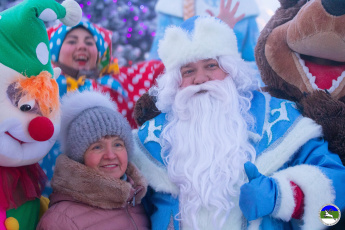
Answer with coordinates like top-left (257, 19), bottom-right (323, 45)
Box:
top-left (160, 77), bottom-right (256, 230)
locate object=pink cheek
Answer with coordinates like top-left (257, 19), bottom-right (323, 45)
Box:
top-left (181, 79), bottom-right (192, 88)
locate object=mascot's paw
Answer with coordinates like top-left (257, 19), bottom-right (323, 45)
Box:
top-left (299, 90), bottom-right (345, 164)
top-left (134, 92), bottom-right (161, 127)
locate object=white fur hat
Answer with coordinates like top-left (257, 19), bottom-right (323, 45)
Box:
top-left (158, 16), bottom-right (240, 71)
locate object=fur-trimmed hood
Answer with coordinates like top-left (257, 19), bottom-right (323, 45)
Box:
top-left (51, 154), bottom-right (147, 209)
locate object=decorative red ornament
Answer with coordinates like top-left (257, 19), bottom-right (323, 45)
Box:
top-left (28, 117), bottom-right (54, 142)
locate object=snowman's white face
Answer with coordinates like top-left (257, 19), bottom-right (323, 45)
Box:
top-left (0, 64), bottom-right (61, 167)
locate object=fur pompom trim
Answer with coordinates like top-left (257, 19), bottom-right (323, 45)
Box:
top-left (158, 16), bottom-right (240, 71)
top-left (59, 90), bottom-right (117, 154)
top-left (271, 165), bottom-right (335, 230)
top-left (61, 0), bottom-right (82, 27)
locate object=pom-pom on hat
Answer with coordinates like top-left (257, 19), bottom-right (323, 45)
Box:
top-left (0, 0), bottom-right (82, 77)
top-left (158, 16), bottom-right (240, 71)
top-left (59, 90), bottom-right (133, 163)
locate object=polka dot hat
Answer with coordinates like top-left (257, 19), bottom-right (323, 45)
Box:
top-left (0, 0), bottom-right (82, 77)
top-left (48, 20), bottom-right (113, 68)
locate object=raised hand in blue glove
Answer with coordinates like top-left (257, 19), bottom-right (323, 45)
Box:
top-left (239, 161), bottom-right (278, 221)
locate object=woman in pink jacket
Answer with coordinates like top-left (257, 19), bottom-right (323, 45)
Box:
top-left (37, 90), bottom-right (149, 230)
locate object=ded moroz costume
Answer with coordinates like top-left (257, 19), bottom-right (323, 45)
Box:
top-left (131, 16), bottom-right (345, 230)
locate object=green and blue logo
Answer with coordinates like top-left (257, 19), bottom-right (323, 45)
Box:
top-left (319, 204), bottom-right (341, 226)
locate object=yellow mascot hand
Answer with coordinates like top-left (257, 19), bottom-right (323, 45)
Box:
top-left (39, 196), bottom-right (50, 219)
top-left (4, 217), bottom-right (19, 230)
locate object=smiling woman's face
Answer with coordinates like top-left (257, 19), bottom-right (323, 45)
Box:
top-left (84, 136), bottom-right (128, 179)
top-left (59, 27), bottom-right (98, 71)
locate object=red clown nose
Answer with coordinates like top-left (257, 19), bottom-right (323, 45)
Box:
top-left (28, 117), bottom-right (54, 141)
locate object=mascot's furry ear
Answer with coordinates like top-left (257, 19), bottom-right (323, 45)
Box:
top-left (279, 0), bottom-right (300, 9)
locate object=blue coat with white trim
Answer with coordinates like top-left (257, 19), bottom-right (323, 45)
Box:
top-left (131, 91), bottom-right (345, 230)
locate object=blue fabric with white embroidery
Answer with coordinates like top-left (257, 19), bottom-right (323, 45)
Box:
top-left (136, 90), bottom-right (345, 229)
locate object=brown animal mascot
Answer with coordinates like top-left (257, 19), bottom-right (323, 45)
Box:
top-left (0, 0), bottom-right (81, 229)
top-left (255, 0), bottom-right (345, 164)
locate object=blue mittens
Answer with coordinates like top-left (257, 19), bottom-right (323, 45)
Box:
top-left (239, 162), bottom-right (278, 221)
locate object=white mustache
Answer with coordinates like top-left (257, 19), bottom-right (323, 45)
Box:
top-left (176, 79), bottom-right (230, 101)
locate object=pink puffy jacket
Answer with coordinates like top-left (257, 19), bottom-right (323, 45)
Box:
top-left (37, 154), bottom-right (150, 230)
